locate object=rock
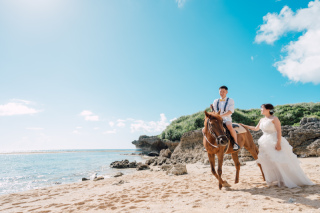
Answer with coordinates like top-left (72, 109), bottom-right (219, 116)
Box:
top-left (300, 117), bottom-right (319, 126)
top-left (110, 160), bottom-right (138, 168)
top-left (132, 135), bottom-right (179, 154)
top-left (161, 164), bottom-right (173, 171)
top-left (113, 172), bottom-right (124, 177)
top-left (82, 178), bottom-right (90, 181)
top-left (160, 149), bottom-right (172, 158)
top-left (129, 161), bottom-right (137, 168)
top-left (93, 176), bottom-right (104, 181)
top-left (54, 182), bottom-right (61, 184)
top-left (306, 139), bottom-right (320, 156)
top-left (171, 130), bottom-right (208, 164)
top-left (136, 164), bottom-right (150, 170)
top-left (148, 152), bottom-right (159, 157)
top-left (166, 164), bottom-right (187, 175)
top-left (145, 158), bottom-right (155, 165)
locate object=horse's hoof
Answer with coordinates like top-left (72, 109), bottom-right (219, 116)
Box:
top-left (222, 181), bottom-right (231, 187)
top-left (219, 184), bottom-right (222, 190)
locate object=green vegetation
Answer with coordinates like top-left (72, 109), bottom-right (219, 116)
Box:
top-left (159, 102), bottom-right (320, 141)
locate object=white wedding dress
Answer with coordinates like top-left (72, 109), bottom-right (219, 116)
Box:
top-left (256, 118), bottom-right (314, 188)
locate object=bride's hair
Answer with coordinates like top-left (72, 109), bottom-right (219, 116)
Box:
top-left (261, 103), bottom-right (275, 115)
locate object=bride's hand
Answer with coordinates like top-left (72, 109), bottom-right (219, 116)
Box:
top-left (275, 143), bottom-right (281, 151)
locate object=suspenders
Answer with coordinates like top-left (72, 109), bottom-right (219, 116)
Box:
top-left (216, 98), bottom-right (229, 114)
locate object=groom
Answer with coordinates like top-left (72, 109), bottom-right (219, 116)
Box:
top-left (208, 85), bottom-right (240, 151)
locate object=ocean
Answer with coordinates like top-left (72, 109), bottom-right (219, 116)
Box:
top-left (0, 149), bottom-right (143, 195)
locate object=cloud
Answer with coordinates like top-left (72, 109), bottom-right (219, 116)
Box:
top-left (176, 0), bottom-right (186, 8)
top-left (79, 110), bottom-right (99, 121)
top-left (26, 127), bottom-right (44, 130)
top-left (0, 100), bottom-right (40, 116)
top-left (255, 0), bottom-right (320, 84)
top-left (170, 118), bottom-right (177, 122)
top-left (109, 121), bottom-right (115, 127)
top-left (72, 130), bottom-right (80, 134)
top-left (76, 126), bottom-right (82, 129)
top-left (117, 122), bottom-right (126, 127)
top-left (103, 129), bottom-right (117, 134)
top-left (130, 113), bottom-right (170, 133)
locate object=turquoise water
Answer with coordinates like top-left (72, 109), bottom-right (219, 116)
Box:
top-left (0, 149), bottom-right (143, 195)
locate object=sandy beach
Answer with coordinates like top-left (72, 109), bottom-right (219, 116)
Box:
top-left (1, 157), bottom-right (319, 213)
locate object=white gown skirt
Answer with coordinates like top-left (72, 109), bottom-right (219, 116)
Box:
top-left (256, 132), bottom-right (314, 188)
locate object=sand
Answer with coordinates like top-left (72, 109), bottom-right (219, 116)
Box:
top-left (1, 157), bottom-right (320, 213)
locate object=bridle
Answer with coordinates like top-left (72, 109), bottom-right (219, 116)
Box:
top-left (202, 118), bottom-right (228, 149)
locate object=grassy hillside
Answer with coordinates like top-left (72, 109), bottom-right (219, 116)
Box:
top-left (159, 102), bottom-right (320, 141)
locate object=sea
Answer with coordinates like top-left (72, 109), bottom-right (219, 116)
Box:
top-left (0, 149), bottom-right (144, 195)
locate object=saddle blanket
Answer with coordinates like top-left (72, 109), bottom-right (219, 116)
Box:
top-left (232, 123), bottom-right (247, 134)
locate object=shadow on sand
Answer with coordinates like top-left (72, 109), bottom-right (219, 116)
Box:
top-left (228, 183), bottom-right (320, 210)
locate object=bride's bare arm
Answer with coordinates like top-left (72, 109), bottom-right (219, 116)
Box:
top-left (273, 117), bottom-right (282, 151)
top-left (240, 120), bottom-right (261, 131)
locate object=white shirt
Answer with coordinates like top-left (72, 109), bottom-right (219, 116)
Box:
top-left (212, 97), bottom-right (235, 122)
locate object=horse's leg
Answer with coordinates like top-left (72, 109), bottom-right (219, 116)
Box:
top-left (208, 153), bottom-right (219, 180)
top-left (217, 151), bottom-right (225, 190)
top-left (246, 142), bottom-right (266, 181)
top-left (231, 152), bottom-right (241, 184)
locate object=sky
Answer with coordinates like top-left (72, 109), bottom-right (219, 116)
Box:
top-left (0, 0), bottom-right (319, 151)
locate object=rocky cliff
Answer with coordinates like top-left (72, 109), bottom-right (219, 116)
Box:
top-left (133, 118), bottom-right (320, 163)
top-left (132, 135), bottom-right (179, 155)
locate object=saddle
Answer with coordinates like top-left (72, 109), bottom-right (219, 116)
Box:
top-left (222, 123), bottom-right (247, 148)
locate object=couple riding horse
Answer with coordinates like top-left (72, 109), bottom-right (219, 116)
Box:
top-left (202, 85), bottom-right (265, 189)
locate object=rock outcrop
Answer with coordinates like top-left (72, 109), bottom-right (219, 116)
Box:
top-left (110, 160), bottom-right (137, 169)
top-left (166, 164), bottom-right (187, 175)
top-left (132, 135), bottom-right (179, 155)
top-left (136, 118), bottom-right (320, 166)
top-left (170, 130), bottom-right (208, 164)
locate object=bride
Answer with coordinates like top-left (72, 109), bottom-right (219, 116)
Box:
top-left (241, 104), bottom-right (314, 188)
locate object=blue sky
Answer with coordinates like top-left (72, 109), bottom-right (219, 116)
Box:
top-left (0, 0), bottom-right (319, 151)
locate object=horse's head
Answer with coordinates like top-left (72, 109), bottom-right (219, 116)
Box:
top-left (204, 111), bottom-right (229, 146)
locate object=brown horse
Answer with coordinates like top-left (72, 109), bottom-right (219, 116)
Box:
top-left (203, 110), bottom-right (265, 190)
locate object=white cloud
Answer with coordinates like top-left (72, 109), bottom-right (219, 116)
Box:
top-left (170, 118), bottom-right (177, 122)
top-left (0, 100), bottom-right (40, 116)
top-left (109, 121), bottom-right (115, 127)
top-left (93, 127), bottom-right (100, 130)
top-left (103, 129), bottom-right (117, 134)
top-left (255, 0), bottom-right (320, 84)
top-left (117, 122), bottom-right (126, 127)
top-left (76, 126), bottom-right (82, 129)
top-left (79, 110), bottom-right (99, 121)
top-left (26, 127), bottom-right (44, 130)
top-left (130, 113), bottom-right (170, 133)
top-left (176, 0), bottom-right (186, 8)
top-left (72, 130), bottom-right (80, 134)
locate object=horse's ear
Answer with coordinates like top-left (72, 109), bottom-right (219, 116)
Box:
top-left (204, 110), bottom-right (210, 118)
top-left (217, 109), bottom-right (221, 115)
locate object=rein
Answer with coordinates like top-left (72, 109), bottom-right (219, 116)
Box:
top-left (203, 118), bottom-right (229, 151)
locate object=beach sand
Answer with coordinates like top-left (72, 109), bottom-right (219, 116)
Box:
top-left (1, 157), bottom-right (320, 213)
